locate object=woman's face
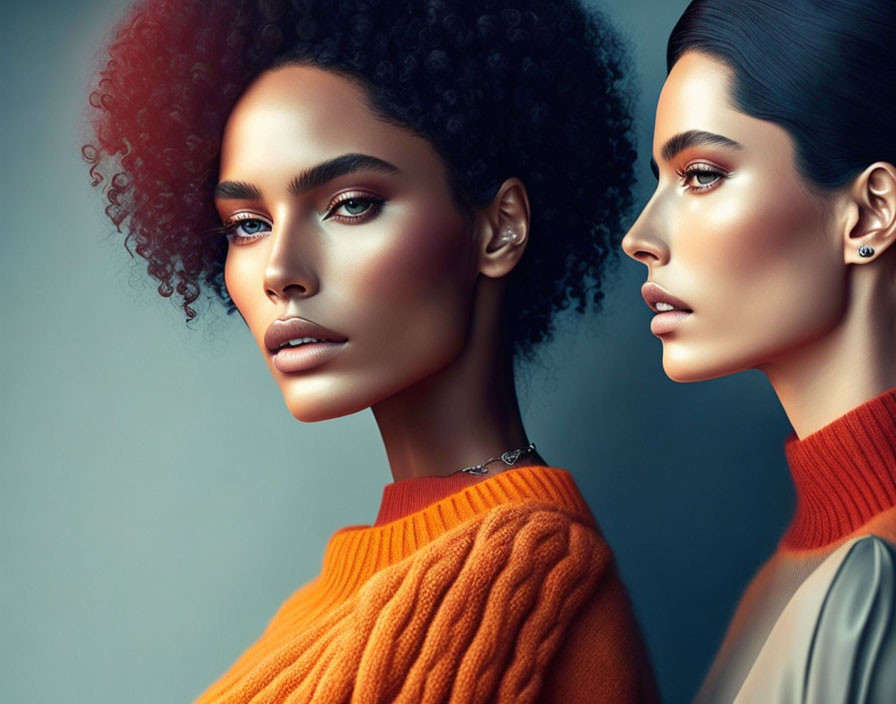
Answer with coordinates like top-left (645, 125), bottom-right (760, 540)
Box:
top-left (217, 65), bottom-right (478, 421)
top-left (621, 51), bottom-right (847, 382)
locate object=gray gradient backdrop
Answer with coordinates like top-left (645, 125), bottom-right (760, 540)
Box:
top-left (1, 1), bottom-right (794, 702)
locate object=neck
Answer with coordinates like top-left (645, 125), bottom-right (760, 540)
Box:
top-left (761, 265), bottom-right (896, 438)
top-left (372, 280), bottom-right (539, 482)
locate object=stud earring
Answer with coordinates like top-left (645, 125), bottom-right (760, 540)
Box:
top-left (499, 227), bottom-right (518, 244)
top-left (858, 244), bottom-right (875, 258)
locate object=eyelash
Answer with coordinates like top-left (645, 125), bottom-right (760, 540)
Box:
top-left (678, 163), bottom-right (729, 192)
top-left (218, 192), bottom-right (387, 246)
top-left (219, 213), bottom-right (272, 246)
top-left (323, 191), bottom-right (386, 224)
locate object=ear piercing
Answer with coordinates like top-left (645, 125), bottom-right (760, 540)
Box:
top-left (858, 244), bottom-right (875, 258)
top-left (499, 227), bottom-right (518, 244)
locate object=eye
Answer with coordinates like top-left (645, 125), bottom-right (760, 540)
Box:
top-left (679, 163), bottom-right (728, 192)
top-left (324, 191), bottom-right (386, 223)
top-left (341, 200), bottom-right (372, 215)
top-left (222, 214), bottom-right (272, 245)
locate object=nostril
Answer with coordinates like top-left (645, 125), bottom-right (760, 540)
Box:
top-left (266, 282), bottom-right (311, 303)
top-left (636, 249), bottom-right (661, 263)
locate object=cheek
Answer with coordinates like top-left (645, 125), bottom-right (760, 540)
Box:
top-left (332, 208), bottom-right (472, 328)
top-left (687, 177), bottom-right (839, 312)
top-left (289, 209), bottom-right (474, 419)
top-left (224, 247), bottom-right (272, 343)
top-left (223, 251), bottom-right (244, 305)
top-left (667, 179), bottom-right (846, 377)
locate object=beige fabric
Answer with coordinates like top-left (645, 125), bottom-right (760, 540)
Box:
top-left (694, 553), bottom-right (829, 704)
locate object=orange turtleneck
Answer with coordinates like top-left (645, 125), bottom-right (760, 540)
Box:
top-left (194, 465), bottom-right (658, 703)
top-left (782, 387), bottom-right (896, 549)
top-left (695, 387), bottom-right (896, 704)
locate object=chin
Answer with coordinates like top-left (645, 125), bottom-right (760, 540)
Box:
top-left (662, 362), bottom-right (715, 383)
top-left (282, 396), bottom-right (369, 423)
top-left (278, 381), bottom-right (372, 423)
top-left (661, 345), bottom-right (753, 384)
top-left (271, 343), bottom-right (468, 423)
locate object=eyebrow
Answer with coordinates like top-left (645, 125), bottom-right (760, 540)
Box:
top-left (660, 129), bottom-right (743, 163)
top-left (214, 153), bottom-right (400, 200)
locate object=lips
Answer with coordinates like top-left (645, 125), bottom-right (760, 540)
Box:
top-left (640, 282), bottom-right (693, 314)
top-left (640, 282), bottom-right (693, 336)
top-left (264, 317), bottom-right (348, 354)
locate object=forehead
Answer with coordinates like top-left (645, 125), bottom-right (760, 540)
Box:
top-left (654, 51), bottom-right (803, 169)
top-left (654, 52), bottom-right (739, 146)
top-left (219, 64), bottom-right (436, 178)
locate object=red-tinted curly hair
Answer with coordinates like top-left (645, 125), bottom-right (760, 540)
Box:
top-left (85, 0), bottom-right (636, 357)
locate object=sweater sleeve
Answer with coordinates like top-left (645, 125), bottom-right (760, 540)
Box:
top-left (538, 561), bottom-right (660, 704)
top-left (734, 535), bottom-right (896, 704)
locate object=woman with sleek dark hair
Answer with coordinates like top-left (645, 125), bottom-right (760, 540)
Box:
top-left (623, 0), bottom-right (896, 701)
top-left (84, 0), bottom-right (658, 702)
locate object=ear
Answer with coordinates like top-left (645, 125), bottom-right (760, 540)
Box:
top-left (843, 162), bottom-right (896, 264)
top-left (475, 178), bottom-right (531, 279)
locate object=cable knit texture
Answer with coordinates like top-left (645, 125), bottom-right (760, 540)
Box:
top-left (782, 388), bottom-right (896, 549)
top-left (193, 466), bottom-right (657, 703)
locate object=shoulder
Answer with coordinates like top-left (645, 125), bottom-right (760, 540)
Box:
top-left (801, 535), bottom-right (896, 612)
top-left (408, 499), bottom-right (612, 587)
top-left (341, 501), bottom-right (617, 702)
top-left (822, 534), bottom-right (896, 592)
top-left (735, 535), bottom-right (896, 703)
top-left (803, 535), bottom-right (896, 702)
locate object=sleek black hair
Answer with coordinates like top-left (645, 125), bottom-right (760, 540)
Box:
top-left (668, 0), bottom-right (896, 189)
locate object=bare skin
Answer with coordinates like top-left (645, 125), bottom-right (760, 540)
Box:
top-left (622, 52), bottom-right (896, 439)
top-left (216, 64), bottom-right (543, 481)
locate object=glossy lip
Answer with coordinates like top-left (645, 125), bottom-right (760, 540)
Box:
top-left (641, 282), bottom-right (693, 337)
top-left (640, 282), bottom-right (693, 313)
top-left (264, 316), bottom-right (348, 354)
top-left (273, 340), bottom-right (346, 374)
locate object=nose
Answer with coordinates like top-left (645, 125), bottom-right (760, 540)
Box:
top-left (621, 204), bottom-right (669, 267)
top-left (262, 222), bottom-right (320, 302)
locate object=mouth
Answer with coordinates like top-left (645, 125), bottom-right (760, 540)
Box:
top-left (264, 317), bottom-right (348, 372)
top-left (264, 317), bottom-right (348, 354)
top-left (640, 282), bottom-right (693, 314)
top-left (641, 282), bottom-right (692, 336)
top-left (277, 336), bottom-right (336, 349)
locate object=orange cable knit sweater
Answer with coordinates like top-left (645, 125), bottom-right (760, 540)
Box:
top-left (194, 465), bottom-right (657, 703)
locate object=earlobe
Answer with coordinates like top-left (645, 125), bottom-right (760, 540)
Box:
top-left (844, 163), bottom-right (896, 264)
top-left (478, 178), bottom-right (530, 279)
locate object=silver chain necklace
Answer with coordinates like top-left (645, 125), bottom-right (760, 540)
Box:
top-left (458, 442), bottom-right (537, 475)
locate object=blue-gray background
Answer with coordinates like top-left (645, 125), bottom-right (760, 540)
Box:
top-left (1, 1), bottom-right (794, 702)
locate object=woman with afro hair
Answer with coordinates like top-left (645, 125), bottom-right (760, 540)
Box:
top-left (85, 0), bottom-right (658, 701)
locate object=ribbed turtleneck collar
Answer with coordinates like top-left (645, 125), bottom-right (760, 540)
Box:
top-left (374, 471), bottom-right (491, 526)
top-left (315, 466), bottom-right (592, 604)
top-left (782, 387), bottom-right (896, 550)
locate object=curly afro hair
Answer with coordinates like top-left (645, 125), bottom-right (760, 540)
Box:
top-left (84, 0), bottom-right (636, 358)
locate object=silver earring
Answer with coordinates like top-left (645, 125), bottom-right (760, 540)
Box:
top-left (499, 227), bottom-right (518, 244)
top-left (858, 244), bottom-right (875, 258)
